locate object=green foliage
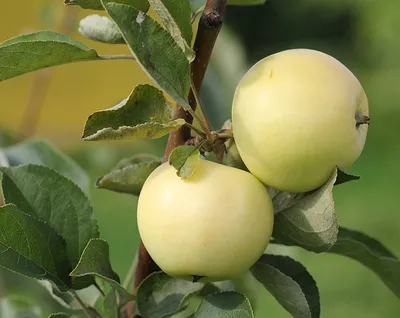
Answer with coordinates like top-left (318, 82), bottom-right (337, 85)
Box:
top-left (3, 139), bottom-right (89, 191)
top-left (70, 239), bottom-right (135, 308)
top-left (0, 165), bottom-right (99, 266)
top-left (0, 31), bottom-right (98, 81)
top-left (0, 0), bottom-right (399, 317)
top-left (102, 0), bottom-right (191, 106)
top-left (83, 85), bottom-right (185, 141)
top-left (251, 255), bottom-right (320, 318)
top-left (65, 0), bottom-right (149, 11)
top-left (136, 271), bottom-right (210, 318)
top-left (0, 204), bottom-right (71, 291)
top-left (149, 0), bottom-right (194, 61)
top-left (96, 154), bottom-right (161, 195)
top-left (272, 170), bottom-right (339, 253)
top-left (103, 289), bottom-right (118, 318)
top-left (193, 291), bottom-right (254, 318)
top-left (168, 145), bottom-right (201, 179)
top-left (328, 227), bottom-right (400, 298)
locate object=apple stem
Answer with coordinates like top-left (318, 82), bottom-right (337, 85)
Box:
top-left (355, 113), bottom-right (370, 127)
top-left (130, 0), bottom-right (228, 315)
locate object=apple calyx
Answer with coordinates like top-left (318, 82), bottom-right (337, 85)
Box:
top-left (355, 112), bottom-right (370, 127)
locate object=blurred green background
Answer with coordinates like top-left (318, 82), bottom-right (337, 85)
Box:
top-left (1, 0), bottom-right (400, 317)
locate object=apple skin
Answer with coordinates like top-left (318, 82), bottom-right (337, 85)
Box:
top-left (232, 49), bottom-right (369, 193)
top-left (137, 159), bottom-right (274, 281)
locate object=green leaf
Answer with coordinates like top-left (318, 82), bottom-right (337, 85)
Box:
top-left (103, 289), bottom-right (118, 318)
top-left (272, 169), bottom-right (339, 253)
top-left (70, 239), bottom-right (135, 308)
top-left (193, 291), bottom-right (254, 318)
top-left (96, 154), bottom-right (161, 195)
top-left (227, 0), bottom-right (267, 5)
top-left (148, 0), bottom-right (194, 61)
top-left (136, 271), bottom-right (206, 318)
top-left (65, 0), bottom-right (149, 11)
top-left (48, 314), bottom-right (69, 318)
top-left (79, 15), bottom-right (125, 44)
top-left (328, 227), bottom-right (400, 298)
top-left (3, 139), bottom-right (89, 192)
top-left (0, 204), bottom-right (71, 291)
top-left (0, 165), bottom-right (99, 266)
top-left (82, 85), bottom-right (186, 141)
top-left (39, 280), bottom-right (101, 310)
top-left (251, 254), bottom-right (320, 318)
top-left (335, 169), bottom-right (360, 186)
top-left (168, 146), bottom-right (200, 179)
top-left (0, 31), bottom-right (99, 81)
top-left (102, 1), bottom-right (191, 107)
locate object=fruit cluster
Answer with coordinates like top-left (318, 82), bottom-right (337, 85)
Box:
top-left (137, 49), bottom-right (369, 281)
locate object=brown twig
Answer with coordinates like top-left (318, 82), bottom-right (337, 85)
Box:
top-left (17, 6), bottom-right (79, 140)
top-left (163, 0), bottom-right (227, 161)
top-left (130, 0), bottom-right (228, 315)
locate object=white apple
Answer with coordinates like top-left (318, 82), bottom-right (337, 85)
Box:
top-left (232, 49), bottom-right (369, 192)
top-left (137, 159), bottom-right (274, 281)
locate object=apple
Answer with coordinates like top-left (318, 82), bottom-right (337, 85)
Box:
top-left (232, 49), bottom-right (369, 192)
top-left (137, 159), bottom-right (274, 281)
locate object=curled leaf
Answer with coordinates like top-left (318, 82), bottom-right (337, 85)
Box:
top-left (82, 85), bottom-right (186, 141)
top-left (168, 146), bottom-right (201, 179)
top-left (97, 154), bottom-right (161, 195)
top-left (272, 170), bottom-right (339, 253)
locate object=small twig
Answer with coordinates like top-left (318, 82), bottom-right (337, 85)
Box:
top-left (70, 290), bottom-right (100, 318)
top-left (184, 122), bottom-right (207, 138)
top-left (123, 252), bottom-right (139, 290)
top-left (186, 107), bottom-right (213, 141)
top-left (190, 79), bottom-right (213, 133)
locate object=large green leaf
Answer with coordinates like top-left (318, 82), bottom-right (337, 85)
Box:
top-left (0, 165), bottom-right (99, 266)
top-left (272, 170), bottom-right (338, 253)
top-left (70, 239), bottom-right (135, 308)
top-left (0, 204), bottom-right (71, 291)
top-left (148, 0), bottom-right (194, 60)
top-left (3, 139), bottom-right (89, 192)
top-left (136, 271), bottom-right (206, 318)
top-left (193, 291), bottom-right (254, 317)
top-left (0, 31), bottom-right (98, 81)
top-left (64, 0), bottom-right (149, 11)
top-left (102, 1), bottom-right (191, 106)
top-left (251, 254), bottom-right (320, 318)
top-left (82, 85), bottom-right (185, 141)
top-left (96, 154), bottom-right (161, 195)
top-left (329, 227), bottom-right (400, 298)
top-left (168, 145), bottom-right (201, 179)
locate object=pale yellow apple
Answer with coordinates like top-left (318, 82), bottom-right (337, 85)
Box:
top-left (232, 49), bottom-right (369, 192)
top-left (137, 159), bottom-right (274, 281)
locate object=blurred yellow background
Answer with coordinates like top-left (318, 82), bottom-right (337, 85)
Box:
top-left (0, 1), bottom-right (152, 145)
